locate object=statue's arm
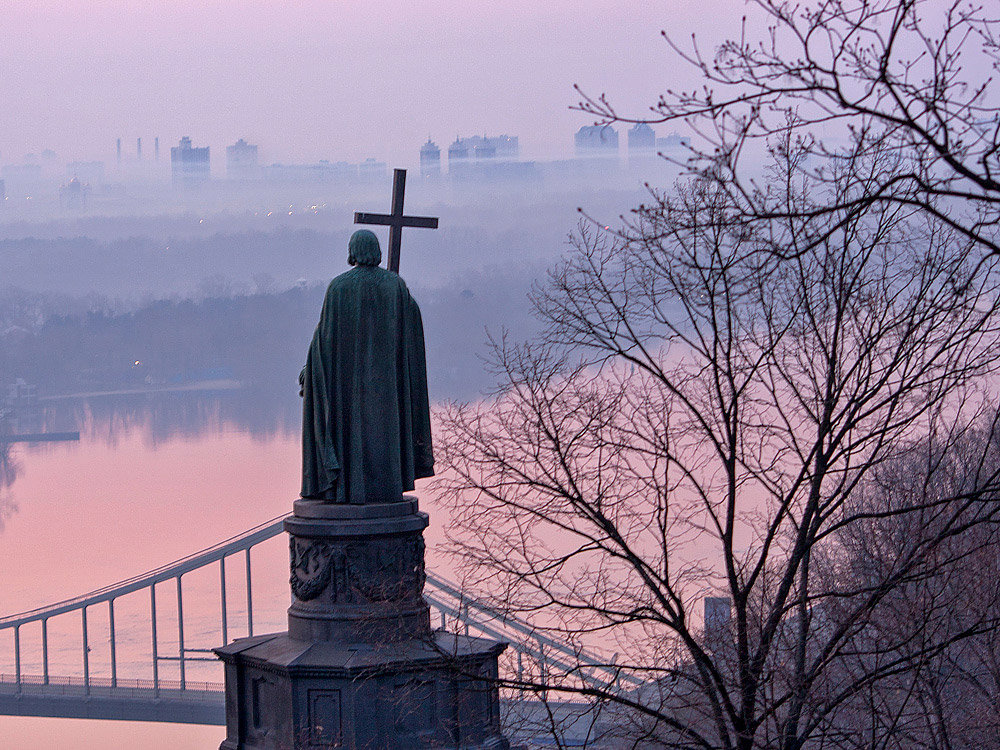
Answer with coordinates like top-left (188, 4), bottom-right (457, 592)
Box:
top-left (300, 314), bottom-right (324, 398)
top-left (408, 301), bottom-right (435, 477)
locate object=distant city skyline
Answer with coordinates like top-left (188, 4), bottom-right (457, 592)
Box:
top-left (0, 0), bottom-right (739, 167)
top-left (4, 123), bottom-right (691, 179)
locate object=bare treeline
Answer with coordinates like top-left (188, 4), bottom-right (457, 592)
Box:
top-left (437, 2), bottom-right (1000, 748)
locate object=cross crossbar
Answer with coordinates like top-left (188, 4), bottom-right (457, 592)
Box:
top-left (353, 213), bottom-right (438, 230)
top-left (354, 168), bottom-right (439, 273)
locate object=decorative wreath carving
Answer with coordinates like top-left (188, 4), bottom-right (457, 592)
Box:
top-left (289, 538), bottom-right (335, 601)
top-left (289, 532), bottom-right (426, 604)
top-left (346, 535), bottom-right (425, 603)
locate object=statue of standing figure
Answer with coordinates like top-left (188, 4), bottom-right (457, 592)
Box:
top-left (218, 196), bottom-right (505, 750)
top-left (299, 229), bottom-right (434, 503)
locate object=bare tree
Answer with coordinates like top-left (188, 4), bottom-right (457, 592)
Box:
top-left (435, 145), bottom-right (1000, 748)
top-left (577, 0), bottom-right (1000, 260)
top-left (825, 417), bottom-right (1000, 749)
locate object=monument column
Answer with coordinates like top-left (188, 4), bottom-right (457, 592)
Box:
top-left (216, 197), bottom-right (508, 750)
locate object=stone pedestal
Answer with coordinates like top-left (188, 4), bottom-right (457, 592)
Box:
top-left (215, 498), bottom-right (508, 749)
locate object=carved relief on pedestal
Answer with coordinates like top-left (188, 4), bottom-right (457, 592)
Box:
top-left (289, 538), bottom-right (336, 602)
top-left (346, 534), bottom-right (425, 603)
top-left (289, 533), bottom-right (426, 605)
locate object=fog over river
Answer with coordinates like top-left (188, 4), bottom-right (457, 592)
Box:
top-left (0, 189), bottom-right (653, 747)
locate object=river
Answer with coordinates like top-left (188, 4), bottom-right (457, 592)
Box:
top-left (0, 390), bottom-right (452, 749)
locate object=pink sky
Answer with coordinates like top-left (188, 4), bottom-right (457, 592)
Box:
top-left (0, 0), bottom-right (737, 166)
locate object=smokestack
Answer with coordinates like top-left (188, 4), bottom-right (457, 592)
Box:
top-left (116, 138), bottom-right (122, 164)
top-left (154, 137), bottom-right (160, 162)
top-left (137, 137), bottom-right (142, 160)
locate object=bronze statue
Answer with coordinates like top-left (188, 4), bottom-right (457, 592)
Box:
top-left (300, 229), bottom-right (433, 503)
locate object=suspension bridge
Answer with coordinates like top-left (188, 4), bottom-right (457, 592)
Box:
top-left (0, 515), bottom-right (636, 742)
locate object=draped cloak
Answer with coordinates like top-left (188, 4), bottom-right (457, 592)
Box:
top-left (300, 265), bottom-right (434, 503)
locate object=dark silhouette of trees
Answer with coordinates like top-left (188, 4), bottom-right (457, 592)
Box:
top-left (826, 419), bottom-right (1000, 748)
top-left (436, 141), bottom-right (1000, 747)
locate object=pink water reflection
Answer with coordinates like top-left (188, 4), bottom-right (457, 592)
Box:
top-left (1, 427), bottom-right (297, 610)
top-left (0, 406), bottom-right (445, 747)
top-left (2, 716), bottom-right (225, 750)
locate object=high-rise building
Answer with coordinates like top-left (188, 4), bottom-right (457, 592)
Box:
top-left (628, 123), bottom-right (656, 153)
top-left (489, 134), bottom-right (519, 158)
top-left (448, 138), bottom-right (469, 162)
top-left (59, 177), bottom-right (90, 211)
top-left (473, 139), bottom-right (496, 159)
top-left (656, 133), bottom-right (691, 151)
top-left (226, 138), bottom-right (260, 180)
top-left (67, 161), bottom-right (105, 184)
top-left (575, 125), bottom-right (619, 155)
top-left (419, 138), bottom-right (441, 177)
top-left (446, 135), bottom-right (537, 184)
top-left (358, 157), bottom-right (387, 183)
top-left (170, 136), bottom-right (210, 186)
top-left (447, 135), bottom-right (519, 162)
top-left (704, 596), bottom-right (731, 637)
top-left (1, 163), bottom-right (43, 184)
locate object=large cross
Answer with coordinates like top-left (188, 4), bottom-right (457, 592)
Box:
top-left (354, 168), bottom-right (439, 273)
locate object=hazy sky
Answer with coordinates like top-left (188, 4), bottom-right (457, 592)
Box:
top-left (0, 0), bottom-right (738, 167)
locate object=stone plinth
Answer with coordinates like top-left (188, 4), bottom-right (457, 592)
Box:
top-left (215, 498), bottom-right (508, 750)
top-left (285, 498), bottom-right (431, 644)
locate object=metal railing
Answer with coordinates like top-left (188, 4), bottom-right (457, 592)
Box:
top-left (0, 673), bottom-right (222, 696)
top-left (0, 515), bottom-right (281, 697)
top-left (1, 513), bottom-right (638, 706)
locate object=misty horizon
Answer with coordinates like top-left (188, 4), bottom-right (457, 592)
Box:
top-left (0, 0), bottom-right (740, 166)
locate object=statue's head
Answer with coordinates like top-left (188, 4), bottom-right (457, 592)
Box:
top-left (348, 229), bottom-right (382, 267)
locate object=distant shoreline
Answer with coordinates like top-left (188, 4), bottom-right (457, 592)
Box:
top-left (38, 379), bottom-right (242, 401)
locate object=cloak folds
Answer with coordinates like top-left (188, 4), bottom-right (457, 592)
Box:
top-left (300, 265), bottom-right (434, 503)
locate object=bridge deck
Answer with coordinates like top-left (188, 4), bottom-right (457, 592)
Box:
top-left (0, 676), bottom-right (598, 742)
top-left (0, 677), bottom-right (224, 725)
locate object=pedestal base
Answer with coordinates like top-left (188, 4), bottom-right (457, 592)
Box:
top-left (216, 498), bottom-right (508, 749)
top-left (216, 631), bottom-right (508, 750)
